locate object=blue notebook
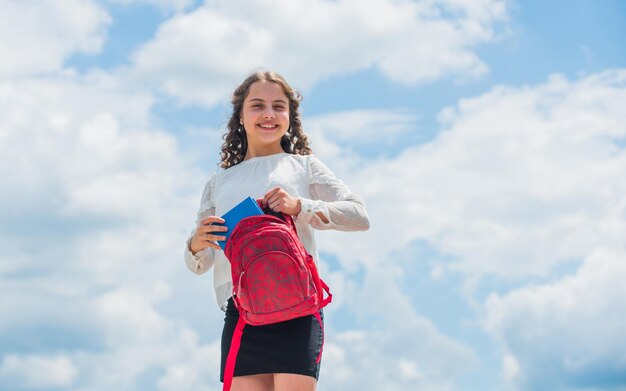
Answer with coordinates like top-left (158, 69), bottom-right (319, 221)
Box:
top-left (214, 196), bottom-right (265, 250)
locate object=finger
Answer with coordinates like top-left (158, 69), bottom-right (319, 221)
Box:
top-left (202, 225), bottom-right (228, 234)
top-left (196, 227), bottom-right (224, 238)
top-left (269, 199), bottom-right (282, 210)
top-left (267, 191), bottom-right (287, 208)
top-left (203, 233), bottom-right (227, 242)
top-left (200, 216), bottom-right (225, 225)
top-left (263, 187), bottom-right (281, 207)
top-left (205, 241), bottom-right (222, 251)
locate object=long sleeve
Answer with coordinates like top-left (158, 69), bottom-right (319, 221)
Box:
top-left (296, 155), bottom-right (370, 231)
top-left (184, 175), bottom-right (217, 274)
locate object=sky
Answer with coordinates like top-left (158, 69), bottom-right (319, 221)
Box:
top-left (1, 0), bottom-right (625, 390)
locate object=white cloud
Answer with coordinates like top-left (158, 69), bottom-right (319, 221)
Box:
top-left (307, 69), bottom-right (626, 390)
top-left (0, 76), bottom-right (178, 226)
top-left (0, 70), bottom-right (477, 390)
top-left (318, 264), bottom-right (477, 391)
top-left (123, 0), bottom-right (507, 107)
top-left (0, 77), bottom-right (194, 258)
top-left (0, 354), bottom-right (78, 389)
top-left (296, 108), bottom-right (420, 181)
top-left (308, 109), bottom-right (418, 145)
top-left (321, 334), bottom-right (460, 391)
top-left (108, 0), bottom-right (195, 13)
top-left (57, 327), bottom-right (221, 391)
top-left (95, 283), bottom-right (173, 346)
top-left (484, 247), bottom-right (626, 390)
top-left (314, 70), bottom-right (626, 282)
top-left (0, 0), bottom-right (110, 77)
top-left (127, 7), bottom-right (273, 106)
top-left (0, 1), bottom-right (498, 389)
top-left (0, 73), bottom-right (223, 389)
top-left (3, 2), bottom-right (624, 389)
top-left (2, 66), bottom-right (620, 389)
top-left (156, 335), bottom-right (221, 391)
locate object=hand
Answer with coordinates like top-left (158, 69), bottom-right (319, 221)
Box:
top-left (262, 187), bottom-right (302, 216)
top-left (189, 216), bottom-right (228, 254)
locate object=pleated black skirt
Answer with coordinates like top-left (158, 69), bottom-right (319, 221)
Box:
top-left (220, 297), bottom-right (324, 382)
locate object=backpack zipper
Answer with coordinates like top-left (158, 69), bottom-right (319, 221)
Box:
top-left (237, 271), bottom-right (245, 298)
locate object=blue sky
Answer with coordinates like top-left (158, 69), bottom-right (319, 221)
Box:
top-left (1, 1), bottom-right (625, 390)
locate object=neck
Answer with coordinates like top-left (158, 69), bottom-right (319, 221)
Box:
top-left (244, 144), bottom-right (284, 160)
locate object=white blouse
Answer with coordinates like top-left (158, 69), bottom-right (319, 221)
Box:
top-left (184, 152), bottom-right (370, 310)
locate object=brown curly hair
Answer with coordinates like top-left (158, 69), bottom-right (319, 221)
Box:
top-left (220, 71), bottom-right (313, 169)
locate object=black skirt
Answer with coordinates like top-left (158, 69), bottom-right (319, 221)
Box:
top-left (220, 297), bottom-right (324, 382)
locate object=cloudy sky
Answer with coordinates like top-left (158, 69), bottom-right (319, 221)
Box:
top-left (1, 0), bottom-right (625, 390)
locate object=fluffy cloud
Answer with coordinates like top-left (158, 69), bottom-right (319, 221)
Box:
top-left (0, 354), bottom-right (78, 389)
top-left (317, 265), bottom-right (477, 391)
top-left (124, 0), bottom-right (507, 107)
top-left (314, 70), bottom-right (626, 281)
top-left (0, 76), bottom-right (180, 234)
top-left (308, 109), bottom-right (418, 150)
top-left (0, 73), bottom-right (222, 389)
top-left (484, 247), bottom-right (626, 390)
top-left (108, 0), bottom-right (195, 13)
top-left (4, 64), bottom-right (625, 389)
top-left (0, 0), bottom-right (110, 77)
top-left (3, 2), bottom-right (624, 389)
top-left (0, 71), bottom-right (476, 391)
top-left (0, 70), bottom-right (470, 390)
top-left (308, 69), bottom-right (626, 389)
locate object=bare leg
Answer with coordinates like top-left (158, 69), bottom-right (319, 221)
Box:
top-left (273, 373), bottom-right (317, 391)
top-left (231, 374), bottom-right (274, 391)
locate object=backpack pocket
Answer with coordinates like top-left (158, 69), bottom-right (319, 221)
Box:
top-left (238, 250), bottom-right (311, 315)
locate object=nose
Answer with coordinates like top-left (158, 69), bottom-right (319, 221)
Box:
top-left (262, 107), bottom-right (275, 118)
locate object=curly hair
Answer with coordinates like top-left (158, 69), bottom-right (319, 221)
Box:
top-left (220, 71), bottom-right (313, 169)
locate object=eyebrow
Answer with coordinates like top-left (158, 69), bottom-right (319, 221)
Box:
top-left (249, 98), bottom-right (288, 104)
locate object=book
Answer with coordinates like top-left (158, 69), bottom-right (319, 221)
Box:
top-left (214, 196), bottom-right (265, 250)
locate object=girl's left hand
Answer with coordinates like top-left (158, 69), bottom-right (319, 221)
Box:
top-left (262, 186), bottom-right (302, 216)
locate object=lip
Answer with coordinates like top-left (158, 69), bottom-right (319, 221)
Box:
top-left (257, 123), bottom-right (279, 130)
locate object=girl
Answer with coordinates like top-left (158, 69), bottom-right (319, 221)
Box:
top-left (185, 71), bottom-right (370, 391)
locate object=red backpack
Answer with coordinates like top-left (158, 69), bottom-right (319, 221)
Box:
top-left (222, 200), bottom-right (332, 391)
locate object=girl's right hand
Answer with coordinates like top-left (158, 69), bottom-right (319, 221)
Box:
top-left (189, 216), bottom-right (228, 254)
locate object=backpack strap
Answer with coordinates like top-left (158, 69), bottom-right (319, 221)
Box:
top-left (222, 314), bottom-right (246, 391)
top-left (313, 311), bottom-right (325, 364)
top-left (320, 279), bottom-right (332, 308)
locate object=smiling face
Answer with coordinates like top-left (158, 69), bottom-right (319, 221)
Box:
top-left (240, 81), bottom-right (291, 157)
